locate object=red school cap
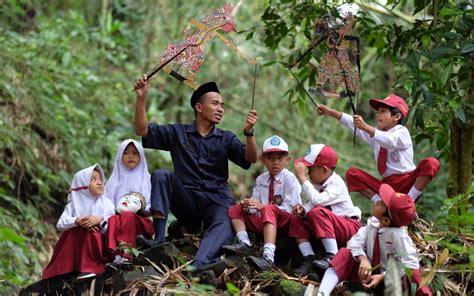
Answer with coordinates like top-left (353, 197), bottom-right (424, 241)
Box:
top-left (379, 184), bottom-right (416, 227)
top-left (294, 144), bottom-right (337, 168)
top-left (369, 94), bottom-right (409, 118)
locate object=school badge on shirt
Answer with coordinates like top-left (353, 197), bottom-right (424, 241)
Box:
top-left (272, 194), bottom-right (283, 206)
top-left (390, 151), bottom-right (400, 163)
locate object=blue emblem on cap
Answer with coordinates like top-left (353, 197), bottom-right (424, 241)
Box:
top-left (270, 136), bottom-right (281, 146)
top-left (305, 147), bottom-right (311, 156)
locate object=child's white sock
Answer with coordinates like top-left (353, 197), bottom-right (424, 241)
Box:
top-left (318, 267), bottom-right (339, 295)
top-left (371, 193), bottom-right (381, 203)
top-left (298, 241), bottom-right (315, 257)
top-left (408, 186), bottom-right (422, 201)
top-left (321, 238), bottom-right (338, 255)
top-left (236, 231), bottom-right (251, 246)
top-left (263, 243), bottom-right (276, 262)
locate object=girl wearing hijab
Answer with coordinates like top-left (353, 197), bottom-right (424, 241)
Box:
top-left (42, 164), bottom-right (115, 280)
top-left (105, 139), bottom-right (154, 262)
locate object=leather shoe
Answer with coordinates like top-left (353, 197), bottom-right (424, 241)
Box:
top-left (312, 253), bottom-right (335, 271)
top-left (221, 242), bottom-right (256, 257)
top-left (136, 234), bottom-right (165, 249)
top-left (247, 255), bottom-right (274, 271)
top-left (292, 255), bottom-right (315, 275)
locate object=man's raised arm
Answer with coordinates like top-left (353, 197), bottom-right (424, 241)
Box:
top-left (134, 75), bottom-right (150, 137)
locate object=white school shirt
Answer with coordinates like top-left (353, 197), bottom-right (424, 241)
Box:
top-left (340, 113), bottom-right (416, 177)
top-left (347, 216), bottom-right (420, 276)
top-left (301, 172), bottom-right (361, 219)
top-left (251, 168), bottom-right (302, 214)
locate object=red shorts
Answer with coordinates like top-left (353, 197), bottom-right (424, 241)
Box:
top-left (346, 157), bottom-right (440, 194)
top-left (228, 204), bottom-right (291, 235)
top-left (289, 207), bottom-right (362, 247)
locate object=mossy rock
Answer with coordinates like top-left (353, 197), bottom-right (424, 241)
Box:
top-left (273, 279), bottom-right (306, 296)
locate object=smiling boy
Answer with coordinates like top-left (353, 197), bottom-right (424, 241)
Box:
top-left (317, 94), bottom-right (439, 203)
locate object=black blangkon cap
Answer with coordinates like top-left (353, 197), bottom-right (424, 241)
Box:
top-left (190, 82), bottom-right (220, 109)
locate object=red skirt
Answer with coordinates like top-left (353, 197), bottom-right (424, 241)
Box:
top-left (42, 227), bottom-right (109, 279)
top-left (106, 212), bottom-right (154, 252)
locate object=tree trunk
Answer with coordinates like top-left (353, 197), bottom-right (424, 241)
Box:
top-left (447, 56), bottom-right (474, 230)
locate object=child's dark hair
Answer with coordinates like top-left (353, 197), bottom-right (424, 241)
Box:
top-left (389, 106), bottom-right (404, 125)
top-left (383, 209), bottom-right (395, 227)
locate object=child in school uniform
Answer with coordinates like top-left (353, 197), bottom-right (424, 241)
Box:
top-left (105, 139), bottom-right (153, 261)
top-left (42, 164), bottom-right (115, 280)
top-left (317, 184), bottom-right (432, 296)
top-left (223, 135), bottom-right (302, 271)
top-left (317, 94), bottom-right (439, 203)
top-left (290, 144), bottom-right (362, 275)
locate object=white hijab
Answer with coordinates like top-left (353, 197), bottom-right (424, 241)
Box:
top-left (68, 164), bottom-right (115, 217)
top-left (105, 139), bottom-right (151, 212)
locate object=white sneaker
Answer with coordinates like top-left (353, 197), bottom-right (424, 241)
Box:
top-left (76, 272), bottom-right (96, 280)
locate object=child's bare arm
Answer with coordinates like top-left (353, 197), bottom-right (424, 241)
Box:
top-left (317, 105), bottom-right (342, 120)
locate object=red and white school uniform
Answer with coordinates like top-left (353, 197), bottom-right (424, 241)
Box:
top-left (329, 217), bottom-right (431, 295)
top-left (105, 139), bottom-right (154, 253)
top-left (42, 164), bottom-right (115, 279)
top-left (289, 172), bottom-right (362, 246)
top-left (339, 113), bottom-right (440, 194)
top-left (228, 168), bottom-right (302, 234)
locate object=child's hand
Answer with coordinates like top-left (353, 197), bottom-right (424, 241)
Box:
top-left (75, 216), bottom-right (86, 226)
top-left (240, 198), bottom-right (250, 212)
top-left (353, 115), bottom-right (375, 136)
top-left (292, 204), bottom-right (306, 217)
top-left (357, 256), bottom-right (373, 282)
top-left (353, 115), bottom-right (367, 129)
top-left (81, 215), bottom-right (102, 229)
top-left (247, 198), bottom-right (264, 210)
top-left (316, 105), bottom-right (332, 116)
top-left (87, 226), bottom-right (100, 233)
top-left (294, 162), bottom-right (308, 183)
top-left (361, 274), bottom-right (384, 289)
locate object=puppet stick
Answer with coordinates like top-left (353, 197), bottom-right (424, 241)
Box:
top-left (333, 48), bottom-right (357, 146)
top-left (288, 35), bottom-right (328, 69)
top-left (251, 63), bottom-right (257, 110)
top-left (288, 68), bottom-right (319, 108)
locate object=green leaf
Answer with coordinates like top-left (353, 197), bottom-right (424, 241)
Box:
top-left (439, 6), bottom-right (462, 17)
top-left (413, 0), bottom-right (431, 14)
top-left (460, 44), bottom-right (474, 54)
top-left (430, 47), bottom-right (456, 59)
top-left (0, 228), bottom-right (27, 246)
top-left (421, 35), bottom-right (431, 48)
top-left (441, 63), bottom-right (453, 85)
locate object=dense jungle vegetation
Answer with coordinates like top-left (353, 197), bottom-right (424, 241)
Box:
top-left (0, 0), bottom-right (472, 293)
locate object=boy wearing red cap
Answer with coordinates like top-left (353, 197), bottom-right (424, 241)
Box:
top-left (224, 135), bottom-right (302, 271)
top-left (290, 144), bottom-right (362, 275)
top-left (317, 184), bottom-right (431, 296)
top-left (317, 94), bottom-right (439, 203)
